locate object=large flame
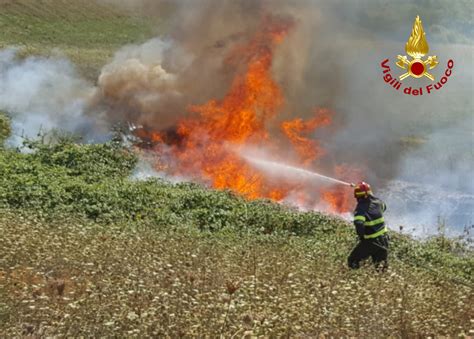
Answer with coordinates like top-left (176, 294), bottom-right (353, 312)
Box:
top-left (138, 16), bottom-right (359, 213)
top-left (172, 17), bottom-right (292, 199)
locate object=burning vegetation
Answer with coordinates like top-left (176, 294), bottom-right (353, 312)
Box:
top-left (127, 16), bottom-right (359, 213)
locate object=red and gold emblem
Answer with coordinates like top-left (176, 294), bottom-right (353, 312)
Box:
top-left (396, 16), bottom-right (438, 81)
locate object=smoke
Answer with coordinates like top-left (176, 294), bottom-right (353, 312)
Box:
top-left (0, 49), bottom-right (104, 144)
top-left (0, 0), bottom-right (472, 234)
top-left (381, 118), bottom-right (474, 234)
top-left (91, 38), bottom-right (188, 130)
top-left (326, 39), bottom-right (474, 234)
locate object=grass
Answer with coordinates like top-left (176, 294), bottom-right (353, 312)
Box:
top-left (0, 1), bottom-right (472, 336)
top-left (0, 212), bottom-right (472, 337)
top-left (0, 133), bottom-right (472, 336)
top-left (0, 0), bottom-right (160, 79)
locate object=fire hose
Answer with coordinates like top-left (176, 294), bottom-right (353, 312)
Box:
top-left (243, 158), bottom-right (472, 288)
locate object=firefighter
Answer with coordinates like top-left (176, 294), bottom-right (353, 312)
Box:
top-left (348, 181), bottom-right (389, 271)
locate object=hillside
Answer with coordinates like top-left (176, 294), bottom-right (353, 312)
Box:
top-left (0, 131), bottom-right (472, 337)
top-left (0, 0), bottom-right (159, 79)
top-left (0, 1), bottom-right (472, 336)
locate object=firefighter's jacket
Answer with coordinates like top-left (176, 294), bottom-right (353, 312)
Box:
top-left (353, 195), bottom-right (387, 240)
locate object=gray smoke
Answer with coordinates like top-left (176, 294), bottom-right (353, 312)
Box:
top-left (326, 37), bottom-right (473, 235)
top-left (0, 0), bottom-right (472, 236)
top-left (0, 48), bottom-right (104, 144)
top-left (106, 0), bottom-right (473, 235)
top-left (90, 38), bottom-right (188, 129)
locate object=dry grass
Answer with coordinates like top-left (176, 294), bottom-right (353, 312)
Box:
top-left (0, 1), bottom-right (472, 336)
top-left (0, 213), bottom-right (472, 337)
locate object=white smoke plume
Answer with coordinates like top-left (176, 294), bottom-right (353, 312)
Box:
top-left (0, 49), bottom-right (104, 144)
top-left (90, 38), bottom-right (194, 130)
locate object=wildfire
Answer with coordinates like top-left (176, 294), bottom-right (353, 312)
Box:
top-left (138, 16), bottom-right (359, 214)
top-left (281, 108), bottom-right (332, 166)
top-left (169, 16), bottom-right (292, 200)
top-left (320, 165), bottom-right (362, 212)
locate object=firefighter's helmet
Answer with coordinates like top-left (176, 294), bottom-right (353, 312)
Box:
top-left (354, 181), bottom-right (372, 199)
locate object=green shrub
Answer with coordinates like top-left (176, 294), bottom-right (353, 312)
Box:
top-left (0, 112), bottom-right (11, 147)
top-left (0, 137), bottom-right (345, 236)
top-left (0, 135), bottom-right (471, 287)
top-left (23, 134), bottom-right (137, 182)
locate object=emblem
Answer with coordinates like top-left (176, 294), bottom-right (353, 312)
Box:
top-left (396, 16), bottom-right (438, 81)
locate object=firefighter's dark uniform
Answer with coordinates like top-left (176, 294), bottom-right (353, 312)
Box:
top-left (348, 195), bottom-right (389, 270)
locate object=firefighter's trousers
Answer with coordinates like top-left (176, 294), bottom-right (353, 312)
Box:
top-left (348, 234), bottom-right (389, 271)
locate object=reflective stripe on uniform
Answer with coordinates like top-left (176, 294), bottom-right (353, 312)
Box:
top-left (354, 215), bottom-right (366, 222)
top-left (364, 226), bottom-right (387, 239)
top-left (364, 217), bottom-right (384, 226)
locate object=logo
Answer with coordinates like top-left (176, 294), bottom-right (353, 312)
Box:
top-left (380, 16), bottom-right (454, 96)
top-left (396, 15), bottom-right (438, 81)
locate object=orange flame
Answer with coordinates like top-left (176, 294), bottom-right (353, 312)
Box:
top-left (281, 108), bottom-right (332, 166)
top-left (171, 17), bottom-right (292, 199)
top-left (321, 165), bottom-right (362, 212)
top-left (140, 16), bottom-right (359, 213)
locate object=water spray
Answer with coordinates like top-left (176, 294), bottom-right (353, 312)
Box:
top-left (243, 156), bottom-right (354, 187)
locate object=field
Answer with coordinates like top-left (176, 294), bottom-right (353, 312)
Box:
top-left (0, 0), bottom-right (158, 79)
top-left (0, 1), bottom-right (473, 337)
top-left (1, 211), bottom-right (472, 337)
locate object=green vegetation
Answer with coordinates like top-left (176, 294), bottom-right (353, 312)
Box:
top-left (0, 111), bottom-right (11, 147)
top-left (0, 133), bottom-right (346, 235)
top-left (0, 130), bottom-right (472, 336)
top-left (0, 0), bottom-right (159, 79)
top-left (0, 1), bottom-right (472, 336)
